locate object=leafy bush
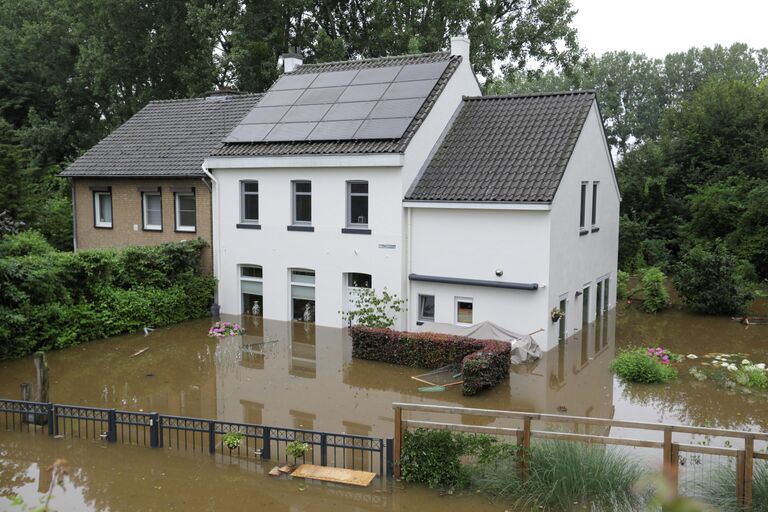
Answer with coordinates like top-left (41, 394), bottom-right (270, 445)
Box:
top-left (617, 270), bottom-right (630, 299)
top-left (610, 350), bottom-right (678, 384)
top-left (286, 440), bottom-right (310, 459)
top-left (340, 287), bottom-right (406, 328)
top-left (673, 243), bottom-right (754, 315)
top-left (0, 230), bottom-right (54, 257)
top-left (350, 327), bottom-right (510, 395)
top-left (473, 440), bottom-right (645, 511)
top-left (638, 266), bottom-right (671, 313)
top-left (0, 239), bottom-right (213, 360)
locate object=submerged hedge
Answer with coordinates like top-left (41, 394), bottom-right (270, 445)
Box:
top-left (350, 326), bottom-right (511, 395)
top-left (0, 235), bottom-right (214, 360)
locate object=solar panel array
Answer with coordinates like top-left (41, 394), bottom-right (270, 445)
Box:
top-left (224, 60), bottom-right (449, 143)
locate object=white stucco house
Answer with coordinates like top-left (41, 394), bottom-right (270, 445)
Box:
top-left (204, 37), bottom-right (619, 351)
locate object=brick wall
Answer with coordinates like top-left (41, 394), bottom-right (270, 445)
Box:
top-left (72, 177), bottom-right (213, 272)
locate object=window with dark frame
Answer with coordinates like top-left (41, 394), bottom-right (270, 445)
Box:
top-left (142, 191), bottom-right (162, 231)
top-left (591, 181), bottom-right (598, 227)
top-left (579, 182), bottom-right (587, 231)
top-left (93, 191), bottom-right (112, 228)
top-left (293, 181), bottom-right (312, 224)
top-left (175, 192), bottom-right (196, 232)
top-left (347, 273), bottom-right (372, 288)
top-left (418, 294), bottom-right (435, 321)
top-left (347, 181), bottom-right (369, 226)
top-left (241, 181), bottom-right (259, 223)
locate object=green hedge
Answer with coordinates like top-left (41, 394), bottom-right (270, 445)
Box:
top-left (0, 237), bottom-right (214, 360)
top-left (349, 327), bottom-right (510, 395)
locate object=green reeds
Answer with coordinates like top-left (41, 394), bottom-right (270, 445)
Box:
top-left (691, 460), bottom-right (768, 511)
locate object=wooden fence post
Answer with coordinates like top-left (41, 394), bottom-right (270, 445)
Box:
top-left (518, 416), bottom-right (531, 483)
top-left (662, 429), bottom-right (678, 496)
top-left (393, 406), bottom-right (402, 479)
top-left (744, 435), bottom-right (754, 510)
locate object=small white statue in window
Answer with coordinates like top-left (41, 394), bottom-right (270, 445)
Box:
top-left (302, 302), bottom-right (314, 323)
top-left (251, 301), bottom-right (261, 317)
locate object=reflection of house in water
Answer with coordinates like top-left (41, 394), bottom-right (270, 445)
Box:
top-left (215, 314), bottom-right (616, 438)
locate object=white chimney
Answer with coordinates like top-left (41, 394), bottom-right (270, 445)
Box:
top-left (281, 48), bottom-right (303, 73)
top-left (450, 35), bottom-right (470, 61)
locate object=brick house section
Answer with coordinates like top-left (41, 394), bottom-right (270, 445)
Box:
top-left (72, 177), bottom-right (213, 272)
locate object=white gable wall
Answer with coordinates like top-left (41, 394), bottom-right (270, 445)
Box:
top-left (545, 101), bottom-right (620, 349)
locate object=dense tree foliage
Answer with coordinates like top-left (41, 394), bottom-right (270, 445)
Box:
top-left (0, 0), bottom-right (581, 249)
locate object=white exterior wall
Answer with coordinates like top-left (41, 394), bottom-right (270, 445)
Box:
top-left (546, 101), bottom-right (620, 349)
top-left (407, 208), bottom-right (550, 346)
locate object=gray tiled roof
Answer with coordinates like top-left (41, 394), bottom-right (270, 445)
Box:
top-left (61, 94), bottom-right (262, 177)
top-left (211, 52), bottom-right (460, 157)
top-left (405, 91), bottom-right (596, 203)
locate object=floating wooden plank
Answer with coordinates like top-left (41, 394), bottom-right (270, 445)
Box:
top-left (130, 347), bottom-right (150, 358)
top-left (291, 464), bottom-right (376, 487)
top-left (268, 466), bottom-right (281, 477)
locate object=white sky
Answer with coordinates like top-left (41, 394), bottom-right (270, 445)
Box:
top-left (570, 0), bottom-right (768, 58)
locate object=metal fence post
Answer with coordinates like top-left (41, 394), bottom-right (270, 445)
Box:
top-left (149, 413), bottom-right (160, 448)
top-left (208, 421), bottom-right (216, 455)
top-left (319, 433), bottom-right (328, 466)
top-left (107, 409), bottom-right (117, 442)
top-left (736, 450), bottom-right (746, 506)
top-left (393, 406), bottom-right (402, 478)
top-left (262, 427), bottom-right (271, 460)
top-left (46, 403), bottom-right (55, 436)
top-left (386, 438), bottom-right (394, 477)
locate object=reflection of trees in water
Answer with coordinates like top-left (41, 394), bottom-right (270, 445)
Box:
top-left (619, 379), bottom-right (768, 430)
top-left (0, 444), bottom-right (34, 499)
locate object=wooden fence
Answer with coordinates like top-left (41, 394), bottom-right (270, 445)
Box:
top-left (392, 402), bottom-right (768, 509)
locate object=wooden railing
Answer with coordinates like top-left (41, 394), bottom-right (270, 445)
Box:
top-left (392, 402), bottom-right (768, 509)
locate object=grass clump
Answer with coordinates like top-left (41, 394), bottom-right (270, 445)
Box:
top-left (692, 460), bottom-right (768, 511)
top-left (610, 349), bottom-right (678, 384)
top-left (473, 440), bottom-right (644, 511)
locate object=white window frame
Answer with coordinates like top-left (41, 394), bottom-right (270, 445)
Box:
top-left (292, 180), bottom-right (312, 225)
top-left (240, 265), bottom-right (264, 314)
top-left (591, 181), bottom-right (599, 228)
top-left (174, 192), bottom-right (196, 232)
top-left (240, 180), bottom-right (259, 224)
top-left (418, 294), bottom-right (435, 322)
top-left (346, 181), bottom-right (369, 227)
top-left (142, 191), bottom-right (162, 231)
top-left (93, 191), bottom-right (112, 228)
top-left (579, 181), bottom-right (588, 231)
top-left (455, 297), bottom-right (474, 325)
top-left (289, 268), bottom-right (316, 320)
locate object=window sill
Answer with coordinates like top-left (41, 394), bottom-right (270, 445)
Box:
top-left (237, 223), bottom-right (261, 230)
top-left (287, 225), bottom-right (314, 232)
top-left (143, 227), bottom-right (163, 232)
top-left (175, 228), bottom-right (196, 233)
top-left (94, 225), bottom-right (113, 230)
top-left (591, 226), bottom-right (600, 233)
top-left (579, 229), bottom-right (589, 236)
top-left (341, 227), bottom-right (372, 235)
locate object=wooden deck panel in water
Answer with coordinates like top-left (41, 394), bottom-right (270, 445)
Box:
top-left (291, 464), bottom-right (376, 487)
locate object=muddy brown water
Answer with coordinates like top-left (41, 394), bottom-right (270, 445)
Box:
top-left (1, 304), bottom-right (767, 511)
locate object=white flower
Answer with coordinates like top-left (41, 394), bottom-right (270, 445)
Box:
top-left (727, 364), bottom-right (738, 372)
top-left (742, 359), bottom-right (751, 366)
top-left (721, 362), bottom-right (730, 368)
top-left (757, 363), bottom-right (766, 370)
top-left (687, 354), bottom-right (698, 359)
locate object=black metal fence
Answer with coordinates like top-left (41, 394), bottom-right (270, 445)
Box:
top-left (0, 398), bottom-right (393, 477)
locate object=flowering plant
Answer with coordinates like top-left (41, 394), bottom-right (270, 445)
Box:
top-left (208, 321), bottom-right (245, 337)
top-left (644, 346), bottom-right (682, 365)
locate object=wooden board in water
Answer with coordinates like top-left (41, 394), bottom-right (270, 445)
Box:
top-left (290, 464), bottom-right (376, 487)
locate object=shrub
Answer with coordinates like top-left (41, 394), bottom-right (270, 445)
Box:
top-left (0, 230), bottom-right (54, 257)
top-left (693, 460), bottom-right (768, 511)
top-left (617, 270), bottom-right (630, 299)
top-left (340, 287), bottom-right (406, 328)
top-left (286, 440), bottom-right (310, 460)
top-left (673, 243), bottom-right (753, 315)
top-left (638, 266), bottom-right (671, 313)
top-left (610, 350), bottom-right (678, 384)
top-left (473, 440), bottom-right (645, 511)
top-left (350, 327), bottom-right (510, 395)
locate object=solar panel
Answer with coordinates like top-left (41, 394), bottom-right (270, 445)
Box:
top-left (351, 66), bottom-right (402, 85)
top-left (381, 79), bottom-right (437, 100)
top-left (223, 124), bottom-right (275, 143)
top-left (337, 83), bottom-right (389, 103)
top-left (369, 98), bottom-right (424, 119)
top-left (263, 122), bottom-right (317, 141)
top-left (258, 89), bottom-right (304, 107)
top-left (395, 61), bottom-right (449, 82)
top-left (295, 86), bottom-right (346, 105)
top-left (354, 118), bottom-right (412, 139)
top-left (307, 120), bottom-right (364, 140)
top-left (282, 104), bottom-right (332, 123)
top-left (310, 70), bottom-right (359, 88)
top-left (242, 106), bottom-right (289, 124)
top-left (323, 101), bottom-right (377, 121)
top-left (270, 73), bottom-right (318, 91)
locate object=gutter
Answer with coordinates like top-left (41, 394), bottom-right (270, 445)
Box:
top-left (408, 273), bottom-right (539, 291)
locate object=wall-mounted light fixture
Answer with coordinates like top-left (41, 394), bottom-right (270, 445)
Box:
top-left (495, 269), bottom-right (503, 277)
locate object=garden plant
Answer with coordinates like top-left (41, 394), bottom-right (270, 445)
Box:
top-left (610, 346), bottom-right (680, 384)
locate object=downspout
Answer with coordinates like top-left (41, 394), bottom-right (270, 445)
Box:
top-left (70, 178), bottom-right (78, 251)
top-left (405, 206), bottom-right (412, 328)
top-left (201, 163), bottom-right (220, 303)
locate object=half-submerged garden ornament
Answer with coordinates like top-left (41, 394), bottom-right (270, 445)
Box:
top-left (208, 321), bottom-right (245, 337)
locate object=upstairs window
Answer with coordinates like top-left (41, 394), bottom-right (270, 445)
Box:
top-left (591, 181), bottom-right (599, 227)
top-left (292, 181), bottom-right (311, 224)
top-left (175, 191), bottom-right (196, 232)
top-left (347, 181), bottom-right (368, 227)
top-left (241, 181), bottom-right (259, 223)
top-left (579, 182), bottom-right (588, 232)
top-left (142, 191), bottom-right (162, 231)
top-left (93, 191), bottom-right (112, 228)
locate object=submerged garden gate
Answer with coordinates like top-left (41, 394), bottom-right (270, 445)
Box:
top-left (0, 398), bottom-right (394, 477)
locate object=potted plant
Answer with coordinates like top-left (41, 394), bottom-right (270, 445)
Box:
top-left (551, 308), bottom-right (563, 323)
top-left (286, 440), bottom-right (310, 462)
top-left (223, 431), bottom-right (244, 450)
top-left (208, 321), bottom-right (246, 337)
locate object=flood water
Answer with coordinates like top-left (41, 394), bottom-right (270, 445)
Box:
top-left (1, 303), bottom-right (767, 511)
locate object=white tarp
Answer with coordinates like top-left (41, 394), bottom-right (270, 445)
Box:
top-left (414, 321), bottom-right (542, 364)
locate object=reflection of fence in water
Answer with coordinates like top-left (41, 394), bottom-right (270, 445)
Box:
top-left (0, 398), bottom-right (393, 477)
